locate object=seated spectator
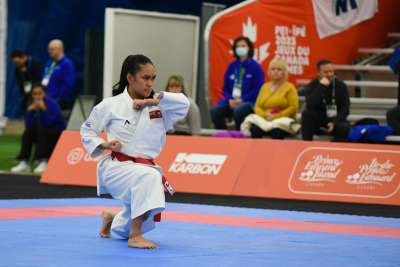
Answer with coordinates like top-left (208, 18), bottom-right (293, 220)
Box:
top-left (210, 36), bottom-right (264, 130)
top-left (301, 59), bottom-right (350, 142)
top-left (241, 58), bottom-right (300, 139)
top-left (386, 106), bottom-right (400, 135)
top-left (11, 84), bottom-right (65, 173)
top-left (165, 75), bottom-right (201, 135)
top-left (11, 49), bottom-right (43, 110)
top-left (42, 39), bottom-right (76, 110)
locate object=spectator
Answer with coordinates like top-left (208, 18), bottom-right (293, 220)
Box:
top-left (243, 58), bottom-right (299, 139)
top-left (42, 39), bottom-right (76, 110)
top-left (11, 84), bottom-right (65, 173)
top-left (210, 36), bottom-right (264, 130)
top-left (301, 59), bottom-right (350, 141)
top-left (11, 49), bottom-right (43, 110)
top-left (165, 75), bottom-right (201, 135)
top-left (386, 106), bottom-right (400, 135)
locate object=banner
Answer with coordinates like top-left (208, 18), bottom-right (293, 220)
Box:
top-left (42, 131), bottom-right (400, 206)
top-left (0, 0), bottom-right (6, 117)
top-left (312, 0), bottom-right (378, 39)
top-left (207, 0), bottom-right (400, 105)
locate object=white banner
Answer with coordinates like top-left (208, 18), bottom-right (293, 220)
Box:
top-left (312, 0), bottom-right (378, 39)
top-left (0, 0), bottom-right (7, 118)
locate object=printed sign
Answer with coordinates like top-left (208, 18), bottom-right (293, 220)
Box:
top-left (289, 147), bottom-right (400, 199)
top-left (168, 153), bottom-right (227, 175)
top-left (312, 0), bottom-right (378, 39)
top-left (208, 0), bottom-right (399, 105)
top-left (42, 131), bottom-right (400, 206)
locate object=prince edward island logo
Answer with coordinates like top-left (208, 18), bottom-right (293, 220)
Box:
top-left (299, 155), bottom-right (343, 183)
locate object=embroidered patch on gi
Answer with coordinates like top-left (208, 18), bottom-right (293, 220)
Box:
top-left (149, 110), bottom-right (162, 120)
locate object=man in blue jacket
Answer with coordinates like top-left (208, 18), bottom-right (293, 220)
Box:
top-left (210, 36), bottom-right (264, 130)
top-left (42, 39), bottom-right (76, 110)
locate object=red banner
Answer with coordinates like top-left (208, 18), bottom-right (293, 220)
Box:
top-left (208, 0), bottom-right (400, 104)
top-left (42, 131), bottom-right (400, 206)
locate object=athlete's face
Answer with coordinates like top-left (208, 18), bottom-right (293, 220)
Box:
top-left (128, 63), bottom-right (156, 98)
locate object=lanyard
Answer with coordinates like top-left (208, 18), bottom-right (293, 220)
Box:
top-left (44, 61), bottom-right (57, 80)
top-left (234, 66), bottom-right (245, 88)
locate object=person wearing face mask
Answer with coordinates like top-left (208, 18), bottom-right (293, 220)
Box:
top-left (210, 36), bottom-right (264, 130)
top-left (301, 59), bottom-right (350, 141)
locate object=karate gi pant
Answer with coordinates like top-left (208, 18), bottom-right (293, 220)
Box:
top-left (97, 157), bottom-right (165, 238)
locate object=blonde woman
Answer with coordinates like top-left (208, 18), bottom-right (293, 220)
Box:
top-left (242, 58), bottom-right (299, 139)
top-left (165, 75), bottom-right (201, 135)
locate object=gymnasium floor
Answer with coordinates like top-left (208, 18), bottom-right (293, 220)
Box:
top-left (1, 197), bottom-right (399, 267)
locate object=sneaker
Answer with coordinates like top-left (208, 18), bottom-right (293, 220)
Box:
top-left (33, 160), bottom-right (48, 173)
top-left (11, 161), bottom-right (31, 173)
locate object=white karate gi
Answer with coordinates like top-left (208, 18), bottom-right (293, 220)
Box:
top-left (80, 88), bottom-right (189, 238)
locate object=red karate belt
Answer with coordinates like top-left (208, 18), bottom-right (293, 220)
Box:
top-left (111, 151), bottom-right (175, 222)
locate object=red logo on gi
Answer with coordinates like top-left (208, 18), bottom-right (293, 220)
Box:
top-left (149, 109), bottom-right (162, 119)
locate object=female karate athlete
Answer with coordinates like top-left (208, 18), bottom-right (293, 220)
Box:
top-left (80, 55), bottom-right (189, 249)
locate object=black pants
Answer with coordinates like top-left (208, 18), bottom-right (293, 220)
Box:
top-left (210, 102), bottom-right (253, 130)
top-left (301, 109), bottom-right (350, 142)
top-left (17, 125), bottom-right (62, 161)
top-left (250, 124), bottom-right (288, 139)
top-left (386, 106), bottom-right (400, 135)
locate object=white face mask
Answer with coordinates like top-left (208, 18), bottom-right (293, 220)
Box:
top-left (235, 47), bottom-right (248, 57)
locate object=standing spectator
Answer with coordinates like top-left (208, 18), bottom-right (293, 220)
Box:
top-left (11, 84), bottom-right (65, 173)
top-left (243, 58), bottom-right (299, 139)
top-left (301, 59), bottom-right (350, 141)
top-left (42, 39), bottom-right (76, 110)
top-left (165, 75), bottom-right (201, 135)
top-left (210, 36), bottom-right (264, 130)
top-left (11, 49), bottom-right (43, 109)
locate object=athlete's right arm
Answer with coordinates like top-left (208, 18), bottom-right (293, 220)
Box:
top-left (80, 101), bottom-right (110, 158)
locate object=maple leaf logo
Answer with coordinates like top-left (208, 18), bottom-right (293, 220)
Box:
top-left (242, 17), bottom-right (257, 43)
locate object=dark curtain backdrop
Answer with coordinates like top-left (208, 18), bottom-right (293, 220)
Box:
top-left (5, 0), bottom-right (242, 118)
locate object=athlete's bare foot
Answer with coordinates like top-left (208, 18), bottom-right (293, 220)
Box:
top-left (128, 235), bottom-right (157, 249)
top-left (99, 210), bottom-right (115, 238)
top-left (127, 213), bottom-right (157, 249)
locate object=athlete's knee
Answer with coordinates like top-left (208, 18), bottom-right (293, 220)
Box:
top-left (143, 168), bottom-right (162, 185)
